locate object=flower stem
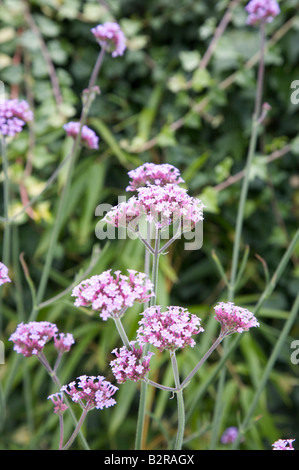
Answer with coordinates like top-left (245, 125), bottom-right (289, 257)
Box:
top-left (170, 350), bottom-right (185, 450)
top-left (62, 407), bottom-right (89, 450)
top-left (135, 227), bottom-right (160, 450)
top-left (114, 316), bottom-right (131, 350)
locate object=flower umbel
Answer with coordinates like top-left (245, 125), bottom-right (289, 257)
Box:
top-left (54, 333), bottom-right (75, 353)
top-left (221, 426), bottom-right (239, 444)
top-left (0, 262), bottom-right (11, 286)
top-left (61, 375), bottom-right (118, 411)
top-left (137, 305), bottom-right (204, 352)
top-left (91, 22), bottom-right (126, 57)
top-left (63, 121), bottom-right (99, 149)
top-left (104, 184), bottom-right (204, 231)
top-left (126, 163), bottom-right (184, 192)
top-left (0, 99), bottom-right (33, 137)
top-left (48, 393), bottom-right (68, 415)
top-left (9, 321), bottom-right (58, 357)
top-left (72, 269), bottom-right (154, 321)
top-left (214, 302), bottom-right (259, 336)
top-left (272, 439), bottom-right (295, 450)
top-left (245, 0), bottom-right (280, 26)
top-left (110, 342), bottom-right (154, 383)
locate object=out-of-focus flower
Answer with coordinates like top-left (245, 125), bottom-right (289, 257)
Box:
top-left (126, 163), bottom-right (184, 192)
top-left (272, 439), bottom-right (295, 450)
top-left (61, 375), bottom-right (118, 411)
top-left (0, 262), bottom-right (11, 286)
top-left (54, 333), bottom-right (75, 353)
top-left (72, 269), bottom-right (154, 321)
top-left (104, 184), bottom-right (204, 231)
top-left (0, 99), bottom-right (33, 137)
top-left (137, 305), bottom-right (204, 352)
top-left (245, 0), bottom-right (280, 26)
top-left (48, 392), bottom-right (68, 415)
top-left (63, 121), bottom-right (99, 149)
top-left (110, 342), bottom-right (154, 383)
top-left (9, 321), bottom-right (58, 357)
top-left (214, 302), bottom-right (259, 336)
top-left (221, 426), bottom-right (239, 444)
top-left (91, 22), bottom-right (126, 57)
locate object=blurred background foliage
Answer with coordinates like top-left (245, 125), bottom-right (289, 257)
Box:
top-left (0, 0), bottom-right (299, 450)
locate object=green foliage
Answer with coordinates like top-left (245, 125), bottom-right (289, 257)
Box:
top-left (1, 0), bottom-right (299, 451)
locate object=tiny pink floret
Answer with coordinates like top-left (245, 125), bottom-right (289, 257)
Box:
top-left (272, 439), bottom-right (295, 450)
top-left (9, 321), bottom-right (58, 357)
top-left (48, 392), bottom-right (68, 415)
top-left (0, 99), bottom-right (33, 137)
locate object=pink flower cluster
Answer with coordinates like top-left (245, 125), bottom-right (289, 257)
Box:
top-left (0, 99), bottom-right (33, 137)
top-left (221, 426), bottom-right (239, 444)
top-left (9, 321), bottom-right (75, 357)
top-left (91, 22), bottom-right (126, 57)
top-left (126, 163), bottom-right (184, 192)
top-left (110, 342), bottom-right (154, 383)
top-left (214, 302), bottom-right (259, 336)
top-left (0, 262), bottom-right (11, 286)
top-left (137, 305), bottom-right (204, 352)
top-left (63, 121), bottom-right (99, 149)
top-left (72, 269), bottom-right (154, 321)
top-left (47, 392), bottom-right (68, 415)
top-left (245, 0), bottom-right (280, 25)
top-left (54, 333), bottom-right (75, 353)
top-left (61, 375), bottom-right (118, 411)
top-left (104, 184), bottom-right (204, 231)
top-left (272, 439), bottom-right (295, 450)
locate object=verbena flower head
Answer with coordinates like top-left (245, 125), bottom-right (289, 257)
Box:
top-left (245, 0), bottom-right (280, 26)
top-left (91, 22), bottom-right (126, 57)
top-left (61, 375), bottom-right (118, 411)
top-left (9, 321), bottom-right (58, 357)
top-left (214, 302), bottom-right (259, 336)
top-left (48, 392), bottom-right (68, 415)
top-left (54, 333), bottom-right (75, 353)
top-left (126, 163), bottom-right (184, 192)
top-left (104, 184), bottom-right (204, 231)
top-left (110, 342), bottom-right (154, 383)
top-left (221, 426), bottom-right (239, 444)
top-left (272, 439), bottom-right (295, 450)
top-left (63, 121), bottom-right (99, 149)
top-left (0, 262), bottom-right (11, 286)
top-left (72, 269), bottom-right (154, 321)
top-left (0, 99), bottom-right (33, 137)
top-left (137, 305), bottom-right (204, 352)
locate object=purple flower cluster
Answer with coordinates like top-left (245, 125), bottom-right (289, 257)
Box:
top-left (91, 22), bottom-right (126, 57)
top-left (9, 321), bottom-right (75, 357)
top-left (272, 439), bottom-right (295, 450)
top-left (245, 0), bottom-right (280, 26)
top-left (0, 262), bottom-right (11, 286)
top-left (126, 163), bottom-right (184, 192)
top-left (0, 99), bottom-right (33, 137)
top-left (104, 183), bottom-right (204, 231)
top-left (63, 121), bottom-right (99, 149)
top-left (137, 305), bottom-right (204, 352)
top-left (214, 302), bottom-right (259, 336)
top-left (47, 393), bottom-right (68, 415)
top-left (110, 342), bottom-right (154, 383)
top-left (72, 269), bottom-right (154, 320)
top-left (61, 375), bottom-right (118, 411)
top-left (221, 426), bottom-right (239, 444)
